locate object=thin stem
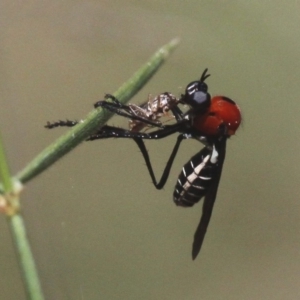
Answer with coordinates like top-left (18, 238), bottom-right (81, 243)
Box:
top-left (16, 38), bottom-right (180, 184)
top-left (0, 132), bottom-right (13, 192)
top-left (0, 132), bottom-right (44, 300)
top-left (8, 215), bottom-right (45, 300)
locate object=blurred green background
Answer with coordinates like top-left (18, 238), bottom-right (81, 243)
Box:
top-left (1, 1), bottom-right (300, 299)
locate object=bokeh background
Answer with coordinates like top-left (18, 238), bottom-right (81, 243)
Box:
top-left (1, 1), bottom-right (300, 299)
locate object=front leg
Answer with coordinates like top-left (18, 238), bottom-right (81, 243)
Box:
top-left (45, 120), bottom-right (79, 129)
top-left (94, 94), bottom-right (131, 111)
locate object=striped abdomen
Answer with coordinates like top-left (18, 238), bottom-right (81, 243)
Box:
top-left (173, 145), bottom-right (219, 207)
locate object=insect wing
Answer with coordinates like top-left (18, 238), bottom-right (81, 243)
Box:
top-left (192, 137), bottom-right (227, 260)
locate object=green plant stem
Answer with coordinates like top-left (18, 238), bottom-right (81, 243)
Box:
top-left (8, 214), bottom-right (45, 300)
top-left (16, 38), bottom-right (180, 184)
top-left (0, 132), bottom-right (44, 300)
top-left (0, 132), bottom-right (13, 192)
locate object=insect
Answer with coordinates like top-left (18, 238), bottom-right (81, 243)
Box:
top-left (45, 69), bottom-right (241, 259)
top-left (127, 92), bottom-right (179, 132)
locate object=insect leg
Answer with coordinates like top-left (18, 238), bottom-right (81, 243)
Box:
top-left (86, 120), bottom-right (188, 141)
top-left (171, 106), bottom-right (185, 122)
top-left (133, 134), bottom-right (186, 189)
top-left (86, 122), bottom-right (190, 189)
top-left (45, 120), bottom-right (79, 129)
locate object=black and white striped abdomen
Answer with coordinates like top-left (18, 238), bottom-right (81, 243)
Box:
top-left (173, 145), bottom-right (219, 207)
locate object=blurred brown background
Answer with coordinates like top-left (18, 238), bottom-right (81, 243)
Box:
top-left (1, 1), bottom-right (300, 299)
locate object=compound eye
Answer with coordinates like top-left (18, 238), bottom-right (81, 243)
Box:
top-left (190, 91), bottom-right (211, 111)
top-left (182, 77), bottom-right (210, 111)
top-left (185, 81), bottom-right (199, 96)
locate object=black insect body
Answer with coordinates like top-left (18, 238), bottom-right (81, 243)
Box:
top-left (45, 69), bottom-right (241, 260)
top-left (174, 144), bottom-right (220, 207)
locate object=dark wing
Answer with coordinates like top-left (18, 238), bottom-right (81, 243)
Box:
top-left (192, 137), bottom-right (227, 260)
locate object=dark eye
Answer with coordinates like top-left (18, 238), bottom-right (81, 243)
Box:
top-left (185, 81), bottom-right (199, 96)
top-left (190, 91), bottom-right (211, 110)
top-left (181, 69), bottom-right (211, 112)
top-left (185, 81), bottom-right (208, 96)
top-left (182, 91), bottom-right (211, 112)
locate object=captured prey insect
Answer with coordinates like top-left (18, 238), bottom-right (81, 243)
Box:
top-left (127, 92), bottom-right (180, 132)
top-left (45, 69), bottom-right (242, 260)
